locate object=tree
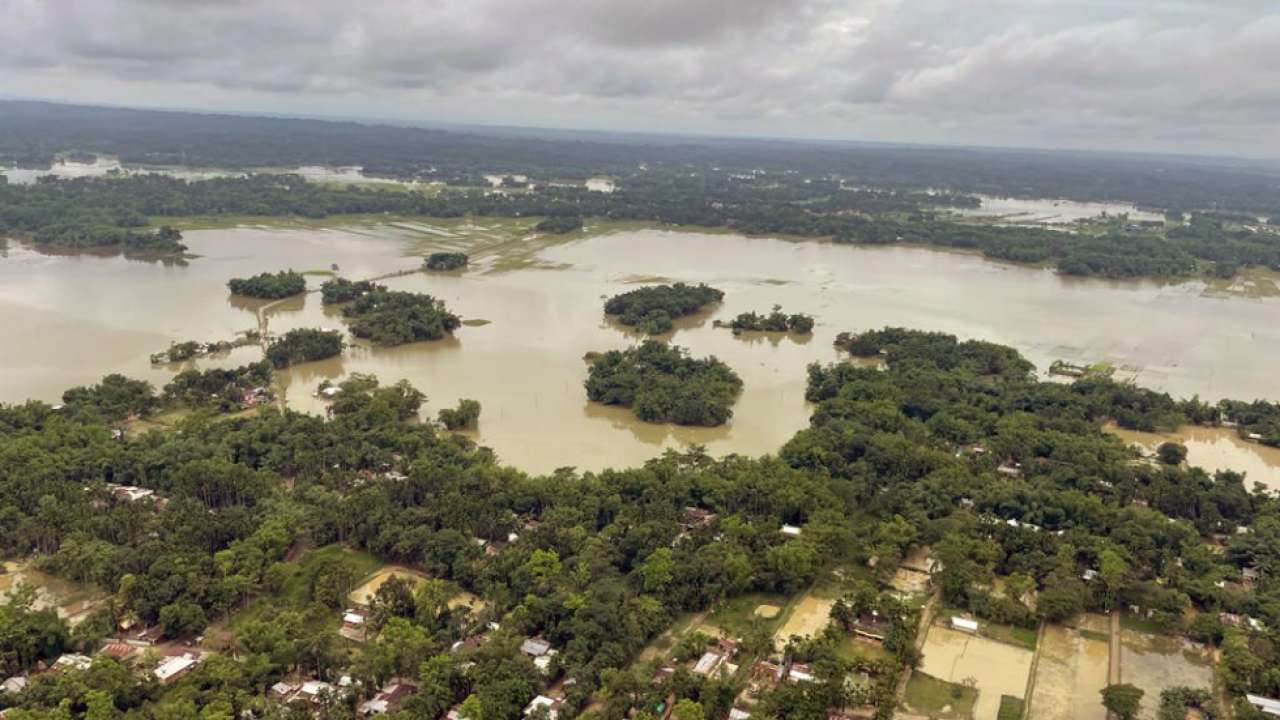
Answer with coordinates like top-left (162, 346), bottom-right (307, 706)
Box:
top-left (672, 699), bottom-right (705, 720)
top-left (1157, 442), bottom-right (1188, 465)
top-left (1101, 683), bottom-right (1145, 720)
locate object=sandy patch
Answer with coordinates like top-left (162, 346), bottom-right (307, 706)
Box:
top-left (448, 590), bottom-right (487, 614)
top-left (890, 568), bottom-right (932, 596)
top-left (754, 604), bottom-right (782, 619)
top-left (347, 566), bottom-right (429, 607)
top-left (775, 594), bottom-right (835, 642)
top-left (919, 625), bottom-right (1034, 720)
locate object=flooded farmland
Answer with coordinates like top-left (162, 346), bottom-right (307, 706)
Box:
top-left (1027, 619), bottom-right (1110, 720)
top-left (917, 624), bottom-right (1034, 720)
top-left (1107, 424), bottom-right (1280, 491)
top-left (3, 221), bottom-right (1280, 473)
top-left (0, 560), bottom-right (109, 626)
top-left (1119, 628), bottom-right (1214, 720)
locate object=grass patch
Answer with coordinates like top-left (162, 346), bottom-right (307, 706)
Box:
top-left (1119, 613), bottom-right (1172, 636)
top-left (835, 637), bottom-right (892, 664)
top-left (1079, 628), bottom-right (1110, 643)
top-left (707, 592), bottom-right (793, 639)
top-left (997, 695), bottom-right (1025, 720)
top-left (226, 544), bottom-right (383, 634)
top-left (903, 671), bottom-right (978, 720)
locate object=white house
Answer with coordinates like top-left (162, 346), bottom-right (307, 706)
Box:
top-left (950, 617), bottom-right (979, 634)
top-left (1247, 694), bottom-right (1280, 717)
top-left (154, 653), bottom-right (199, 684)
top-left (780, 525), bottom-right (802, 538)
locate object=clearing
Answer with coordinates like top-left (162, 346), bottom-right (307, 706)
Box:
top-left (773, 592), bottom-right (835, 643)
top-left (348, 565), bottom-right (430, 607)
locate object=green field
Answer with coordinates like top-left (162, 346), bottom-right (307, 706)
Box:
top-left (705, 592), bottom-right (793, 639)
top-left (903, 671), bottom-right (979, 720)
top-left (225, 544), bottom-right (383, 634)
top-left (997, 694), bottom-right (1025, 720)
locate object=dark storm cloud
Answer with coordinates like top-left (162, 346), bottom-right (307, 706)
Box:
top-left (1, 0), bottom-right (1278, 155)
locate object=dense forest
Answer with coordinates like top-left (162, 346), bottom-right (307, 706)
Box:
top-left (1, 328), bottom-right (1279, 720)
top-left (604, 284), bottom-right (725, 336)
top-left (226, 271), bottom-right (307, 299)
top-left (341, 289), bottom-right (461, 346)
top-left (584, 341), bottom-right (743, 426)
top-left (4, 101), bottom-right (1280, 215)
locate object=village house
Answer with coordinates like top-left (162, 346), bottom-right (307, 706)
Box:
top-left (1, 675), bottom-right (28, 695)
top-left (51, 654), bottom-right (93, 673)
top-left (340, 609), bottom-right (368, 642)
top-left (523, 695), bottom-right (562, 720)
top-left (682, 507), bottom-right (717, 530)
top-left (520, 637), bottom-right (553, 658)
top-left (786, 662), bottom-right (815, 683)
top-left (950, 616), bottom-right (979, 634)
top-left (780, 524), bottom-right (803, 539)
top-left (1247, 694), bottom-right (1280, 717)
top-left (359, 679), bottom-right (418, 715)
top-left (100, 642), bottom-right (138, 662)
top-left (154, 652), bottom-right (201, 684)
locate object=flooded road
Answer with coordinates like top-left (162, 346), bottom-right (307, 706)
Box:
top-left (3, 223), bottom-right (1280, 473)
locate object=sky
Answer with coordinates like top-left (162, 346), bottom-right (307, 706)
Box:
top-left (2, 0), bottom-right (1279, 157)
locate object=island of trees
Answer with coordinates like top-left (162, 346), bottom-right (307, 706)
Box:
top-left (438, 398), bottom-right (482, 430)
top-left (226, 270), bottom-right (306, 299)
top-left (319, 277), bottom-right (379, 304)
top-left (603, 283), bottom-right (724, 335)
top-left (424, 252), bottom-right (469, 271)
top-left (718, 305), bottom-right (815, 335)
top-left (341, 288), bottom-right (462, 345)
top-left (4, 325), bottom-right (1280, 720)
top-left (148, 333), bottom-right (259, 365)
top-left (584, 340), bottom-right (743, 426)
top-left (264, 328), bottom-right (344, 368)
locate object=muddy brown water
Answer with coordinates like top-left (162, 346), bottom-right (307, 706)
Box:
top-left (1106, 425), bottom-right (1280, 491)
top-left (3, 224), bottom-right (1280, 474)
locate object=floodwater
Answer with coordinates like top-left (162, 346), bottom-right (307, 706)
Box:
top-left (1107, 425), bottom-right (1280, 491)
top-left (1, 157), bottom-right (243, 184)
top-left (3, 224), bottom-right (1280, 473)
top-left (950, 195), bottom-right (1165, 224)
top-left (1119, 628), bottom-right (1213, 720)
top-left (918, 624), bottom-right (1034, 720)
top-left (0, 560), bottom-right (108, 626)
top-left (1027, 621), bottom-right (1110, 720)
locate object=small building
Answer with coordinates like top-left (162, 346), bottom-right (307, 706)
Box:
top-left (997, 462), bottom-right (1023, 477)
top-left (780, 525), bottom-right (803, 538)
top-left (787, 663), bottom-right (815, 683)
top-left (692, 651), bottom-right (724, 677)
top-left (950, 617), bottom-right (979, 634)
top-left (154, 653), bottom-right (200, 684)
top-left (1247, 694), bottom-right (1280, 717)
top-left (752, 660), bottom-right (784, 686)
top-left (520, 637), bottom-right (552, 657)
top-left (1, 676), bottom-right (28, 695)
top-left (100, 643), bottom-right (137, 662)
top-left (533, 650), bottom-right (559, 675)
top-left (360, 679), bottom-right (418, 715)
top-left (729, 709), bottom-right (751, 720)
top-left (1081, 569), bottom-right (1099, 582)
top-left (341, 610), bottom-right (368, 642)
top-left (270, 681), bottom-right (300, 701)
top-left (296, 680), bottom-right (335, 705)
top-left (523, 695), bottom-right (561, 720)
top-left (52, 654), bottom-right (93, 673)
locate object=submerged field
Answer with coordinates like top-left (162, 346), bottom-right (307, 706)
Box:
top-left (4, 218), bottom-right (1280, 475)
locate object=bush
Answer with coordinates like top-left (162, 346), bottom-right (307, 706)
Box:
top-left (438, 399), bottom-right (481, 430)
top-left (424, 252), bottom-right (468, 271)
top-left (604, 283), bottom-right (723, 335)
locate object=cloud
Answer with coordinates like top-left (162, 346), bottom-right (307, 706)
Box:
top-left (0, 0), bottom-right (1278, 156)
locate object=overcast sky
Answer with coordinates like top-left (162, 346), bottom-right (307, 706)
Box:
top-left (2, 0), bottom-right (1278, 157)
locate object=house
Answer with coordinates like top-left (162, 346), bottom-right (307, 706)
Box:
top-left (154, 653), bottom-right (200, 684)
top-left (729, 709), bottom-right (751, 720)
top-left (523, 695), bottom-right (561, 720)
top-left (752, 660), bottom-right (784, 687)
top-left (270, 682), bottom-right (300, 701)
top-left (692, 652), bottom-right (724, 677)
top-left (852, 611), bottom-right (889, 641)
top-left (1, 676), bottom-right (27, 694)
top-left (341, 610), bottom-right (368, 642)
top-left (1247, 433), bottom-right (1265, 442)
top-left (950, 617), bottom-right (979, 634)
top-left (1081, 569), bottom-right (1099, 582)
top-left (296, 680), bottom-right (335, 705)
top-left (360, 679), bottom-right (418, 715)
top-left (1247, 694), bottom-right (1280, 717)
top-left (100, 643), bottom-right (137, 662)
top-left (683, 507), bottom-right (717, 529)
top-left (780, 525), bottom-right (803, 538)
top-left (787, 663), bottom-right (815, 683)
top-left (533, 650), bottom-right (559, 675)
top-left (997, 462), bottom-right (1023, 477)
top-left (52, 654), bottom-right (93, 673)
top-left (520, 638), bottom-right (552, 657)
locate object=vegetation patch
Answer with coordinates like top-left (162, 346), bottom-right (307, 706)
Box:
top-left (717, 305), bottom-right (814, 334)
top-left (341, 288), bottom-right (461, 345)
top-left (998, 694), bottom-right (1026, 720)
top-left (438, 399), bottom-right (481, 430)
top-left (903, 671), bottom-right (979, 719)
top-left (227, 269), bottom-right (306, 298)
top-left (266, 328), bottom-right (344, 368)
top-left (584, 340), bottom-right (743, 426)
top-left (424, 251), bottom-right (468, 271)
top-left (320, 277), bottom-right (380, 304)
top-left (603, 282), bottom-right (724, 335)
